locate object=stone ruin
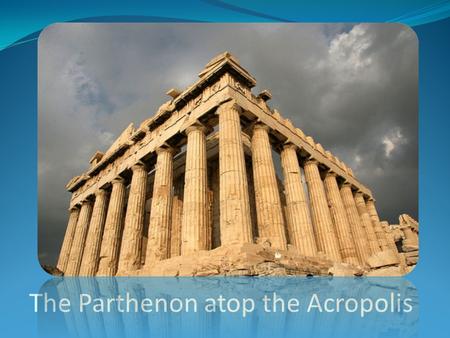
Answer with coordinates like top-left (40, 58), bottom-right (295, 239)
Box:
top-left (53, 52), bottom-right (418, 277)
top-left (384, 214), bottom-right (419, 270)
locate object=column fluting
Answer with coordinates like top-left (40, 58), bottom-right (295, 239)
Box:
top-left (365, 199), bottom-right (391, 251)
top-left (303, 159), bottom-right (341, 262)
top-left (117, 162), bottom-right (148, 273)
top-left (218, 102), bottom-right (253, 245)
top-left (323, 173), bottom-right (359, 265)
top-left (79, 188), bottom-right (109, 276)
top-left (251, 123), bottom-right (287, 250)
top-left (97, 177), bottom-right (127, 276)
top-left (57, 206), bottom-right (80, 273)
top-left (181, 125), bottom-right (209, 255)
top-left (354, 192), bottom-right (381, 255)
top-left (381, 220), bottom-right (402, 261)
top-left (170, 176), bottom-right (184, 257)
top-left (340, 183), bottom-right (371, 265)
top-left (65, 199), bottom-right (94, 276)
top-left (280, 143), bottom-right (317, 256)
top-left (145, 147), bottom-right (174, 264)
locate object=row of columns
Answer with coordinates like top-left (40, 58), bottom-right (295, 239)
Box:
top-left (57, 124), bottom-right (211, 276)
top-left (57, 101), bottom-right (396, 275)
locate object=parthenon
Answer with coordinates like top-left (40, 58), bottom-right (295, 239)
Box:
top-left (55, 52), bottom-right (418, 277)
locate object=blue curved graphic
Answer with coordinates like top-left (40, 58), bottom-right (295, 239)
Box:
top-left (1, 1), bottom-right (450, 51)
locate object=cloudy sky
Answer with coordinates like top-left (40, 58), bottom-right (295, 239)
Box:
top-left (38, 23), bottom-right (418, 266)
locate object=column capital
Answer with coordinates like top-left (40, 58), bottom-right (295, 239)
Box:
top-left (216, 100), bottom-right (241, 114)
top-left (304, 158), bottom-right (319, 166)
top-left (95, 188), bottom-right (108, 198)
top-left (185, 123), bottom-right (207, 135)
top-left (131, 161), bottom-right (147, 172)
top-left (111, 176), bottom-right (126, 185)
top-left (68, 205), bottom-right (80, 212)
top-left (81, 198), bottom-right (94, 206)
top-left (341, 182), bottom-right (352, 189)
top-left (354, 191), bottom-right (364, 198)
top-left (156, 145), bottom-right (177, 156)
top-left (361, 193), bottom-right (371, 201)
top-left (325, 171), bottom-right (338, 178)
top-left (253, 122), bottom-right (270, 132)
top-left (282, 142), bottom-right (298, 152)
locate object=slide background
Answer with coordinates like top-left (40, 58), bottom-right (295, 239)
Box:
top-left (1, 1), bottom-right (449, 337)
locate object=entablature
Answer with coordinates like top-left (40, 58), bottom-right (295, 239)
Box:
top-left (67, 52), bottom-right (372, 207)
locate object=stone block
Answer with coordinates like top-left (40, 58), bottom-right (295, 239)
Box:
top-left (366, 250), bottom-right (400, 269)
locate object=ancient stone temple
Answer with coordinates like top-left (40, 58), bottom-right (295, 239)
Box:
top-left (56, 52), bottom-right (418, 277)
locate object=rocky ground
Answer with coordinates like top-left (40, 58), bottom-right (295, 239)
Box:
top-left (46, 243), bottom-right (415, 277)
top-left (134, 242), bottom-right (406, 277)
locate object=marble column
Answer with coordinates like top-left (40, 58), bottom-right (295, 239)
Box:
top-left (381, 221), bottom-right (402, 260)
top-left (65, 199), bottom-right (93, 276)
top-left (170, 176), bottom-right (184, 257)
top-left (79, 188), bottom-right (109, 276)
top-left (323, 173), bottom-right (359, 265)
top-left (97, 177), bottom-right (127, 276)
top-left (57, 206), bottom-right (80, 272)
top-left (354, 192), bottom-right (381, 255)
top-left (246, 159), bottom-right (259, 243)
top-left (251, 123), bottom-right (287, 250)
top-left (181, 125), bottom-right (209, 255)
top-left (280, 143), bottom-right (317, 256)
top-left (209, 161), bottom-right (221, 249)
top-left (218, 101), bottom-right (253, 245)
top-left (369, 202), bottom-right (402, 264)
top-left (365, 198), bottom-right (391, 251)
top-left (118, 162), bottom-right (148, 273)
top-left (146, 147), bottom-right (174, 264)
top-left (340, 183), bottom-right (371, 264)
top-left (303, 159), bottom-right (341, 262)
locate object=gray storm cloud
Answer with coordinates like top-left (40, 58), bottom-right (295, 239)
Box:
top-left (38, 23), bottom-right (418, 265)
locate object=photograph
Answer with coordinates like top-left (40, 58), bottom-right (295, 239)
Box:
top-left (38, 23), bottom-right (418, 277)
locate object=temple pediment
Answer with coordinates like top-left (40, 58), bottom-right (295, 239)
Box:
top-left (104, 123), bottom-right (135, 158)
top-left (198, 51), bottom-right (256, 87)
